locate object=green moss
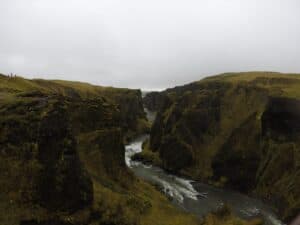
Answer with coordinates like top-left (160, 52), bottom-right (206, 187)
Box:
top-left (0, 75), bottom-right (147, 140)
top-left (0, 75), bottom-right (155, 224)
top-left (147, 72), bottom-right (300, 222)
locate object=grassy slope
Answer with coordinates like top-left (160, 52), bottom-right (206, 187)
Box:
top-left (0, 75), bottom-right (149, 138)
top-left (203, 71), bottom-right (300, 98)
top-left (0, 75), bottom-right (134, 100)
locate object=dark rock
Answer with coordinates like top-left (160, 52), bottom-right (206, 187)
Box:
top-left (159, 135), bottom-right (193, 172)
top-left (262, 97), bottom-right (300, 141)
top-left (37, 101), bottom-right (93, 212)
top-left (212, 113), bottom-right (261, 191)
top-left (143, 92), bottom-right (166, 111)
top-left (146, 73), bottom-right (300, 222)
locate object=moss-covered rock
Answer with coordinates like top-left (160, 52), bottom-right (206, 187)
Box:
top-left (143, 91), bottom-right (167, 111)
top-left (0, 75), bottom-right (148, 141)
top-left (0, 75), bottom-right (201, 225)
top-left (159, 135), bottom-right (194, 172)
top-left (0, 75), bottom-right (144, 224)
top-left (36, 102), bottom-right (93, 211)
top-left (146, 72), bottom-right (300, 223)
top-left (131, 139), bottom-right (162, 167)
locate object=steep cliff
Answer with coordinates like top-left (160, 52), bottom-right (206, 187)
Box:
top-left (145, 72), bottom-right (300, 222)
top-left (0, 94), bottom-right (94, 224)
top-left (143, 91), bottom-right (166, 111)
top-left (0, 75), bottom-right (201, 225)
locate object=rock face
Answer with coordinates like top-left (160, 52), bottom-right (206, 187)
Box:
top-left (0, 77), bottom-right (148, 224)
top-left (0, 75), bottom-right (259, 225)
top-left (213, 96), bottom-right (300, 221)
top-left (262, 97), bottom-right (300, 139)
top-left (146, 72), bottom-right (300, 222)
top-left (143, 91), bottom-right (166, 111)
top-left (37, 101), bottom-right (93, 211)
top-left (107, 89), bottom-right (149, 141)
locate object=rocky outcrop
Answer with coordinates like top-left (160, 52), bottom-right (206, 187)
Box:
top-left (36, 102), bottom-right (93, 211)
top-left (0, 76), bottom-right (148, 225)
top-left (261, 97), bottom-right (300, 139)
top-left (105, 89), bottom-right (149, 141)
top-left (212, 113), bottom-right (261, 192)
top-left (146, 72), bottom-right (300, 222)
top-left (143, 91), bottom-right (166, 111)
top-left (78, 128), bottom-right (132, 183)
top-left (213, 96), bottom-right (300, 221)
top-left (0, 95), bottom-right (95, 224)
top-left (256, 97), bottom-right (300, 221)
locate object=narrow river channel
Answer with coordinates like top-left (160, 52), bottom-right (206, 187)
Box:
top-left (125, 109), bottom-right (283, 225)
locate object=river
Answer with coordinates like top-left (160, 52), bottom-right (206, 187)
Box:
top-left (125, 108), bottom-right (283, 225)
top-left (125, 109), bottom-right (283, 225)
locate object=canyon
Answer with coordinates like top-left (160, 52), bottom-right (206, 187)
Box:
top-left (0, 72), bottom-right (299, 225)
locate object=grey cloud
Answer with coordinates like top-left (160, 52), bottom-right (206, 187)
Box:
top-left (0, 0), bottom-right (300, 90)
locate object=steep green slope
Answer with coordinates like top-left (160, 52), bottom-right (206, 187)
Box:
top-left (144, 72), bottom-right (300, 222)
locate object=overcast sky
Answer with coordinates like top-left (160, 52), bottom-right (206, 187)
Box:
top-left (0, 0), bottom-right (300, 90)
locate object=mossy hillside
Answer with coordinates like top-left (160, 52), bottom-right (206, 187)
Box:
top-left (0, 94), bottom-right (187, 225)
top-left (36, 79), bottom-right (150, 141)
top-left (0, 96), bottom-right (94, 224)
top-left (0, 74), bottom-right (269, 225)
top-left (0, 75), bottom-right (201, 225)
top-left (143, 72), bottom-right (300, 111)
top-left (146, 72), bottom-right (300, 222)
top-left (0, 76), bottom-right (120, 223)
top-left (0, 75), bottom-right (149, 140)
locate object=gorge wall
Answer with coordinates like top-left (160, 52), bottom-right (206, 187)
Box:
top-left (0, 75), bottom-right (180, 225)
top-left (144, 72), bottom-right (300, 223)
top-left (0, 73), bottom-right (288, 225)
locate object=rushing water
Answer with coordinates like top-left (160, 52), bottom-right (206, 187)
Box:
top-left (125, 135), bottom-right (283, 225)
